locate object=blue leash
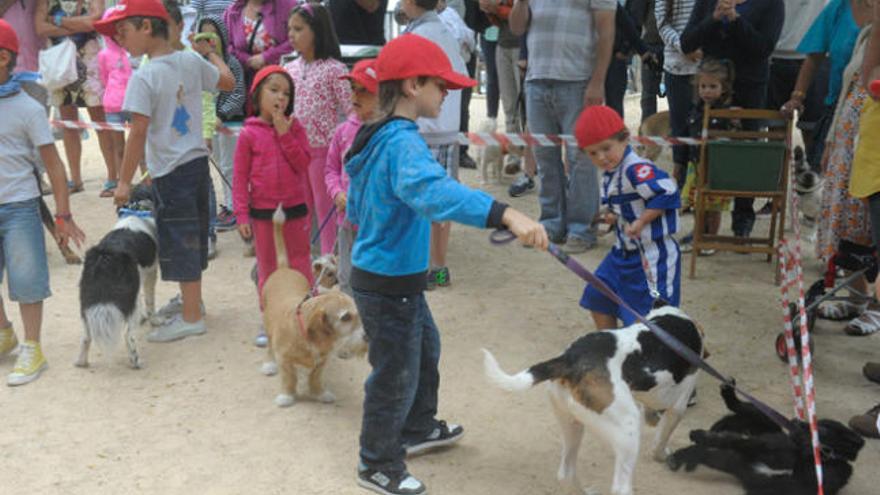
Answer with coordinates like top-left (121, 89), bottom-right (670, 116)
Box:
top-left (489, 229), bottom-right (795, 433)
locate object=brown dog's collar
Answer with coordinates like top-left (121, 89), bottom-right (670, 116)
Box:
top-left (296, 296), bottom-right (311, 340)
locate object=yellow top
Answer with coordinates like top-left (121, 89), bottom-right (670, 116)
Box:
top-left (850, 98), bottom-right (880, 199)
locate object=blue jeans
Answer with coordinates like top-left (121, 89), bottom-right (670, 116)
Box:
top-left (526, 79), bottom-right (600, 242)
top-left (0, 198), bottom-right (51, 303)
top-left (152, 158), bottom-right (210, 281)
top-left (665, 72), bottom-right (694, 184)
top-left (641, 44), bottom-right (664, 121)
top-left (354, 289), bottom-right (441, 474)
top-left (480, 36), bottom-right (500, 118)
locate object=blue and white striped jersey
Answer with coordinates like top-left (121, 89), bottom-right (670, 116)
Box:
top-left (601, 147), bottom-right (681, 253)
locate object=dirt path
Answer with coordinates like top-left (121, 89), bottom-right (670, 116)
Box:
top-left (1, 97), bottom-right (878, 494)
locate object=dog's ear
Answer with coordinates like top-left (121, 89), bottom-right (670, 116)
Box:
top-left (307, 307), bottom-right (335, 341)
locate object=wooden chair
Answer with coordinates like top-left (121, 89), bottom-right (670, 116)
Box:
top-left (690, 107), bottom-right (793, 280)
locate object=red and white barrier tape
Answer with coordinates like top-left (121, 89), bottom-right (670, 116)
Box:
top-left (50, 119), bottom-right (706, 147)
top-left (778, 161), bottom-right (824, 495)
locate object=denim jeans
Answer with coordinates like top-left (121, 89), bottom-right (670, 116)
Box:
top-left (526, 79), bottom-right (600, 242)
top-left (665, 72), bottom-right (694, 184)
top-left (355, 289), bottom-right (441, 474)
top-left (0, 198), bottom-right (51, 303)
top-left (640, 44), bottom-right (664, 120)
top-left (731, 80), bottom-right (768, 236)
top-left (605, 57), bottom-right (628, 119)
top-left (480, 36), bottom-right (500, 118)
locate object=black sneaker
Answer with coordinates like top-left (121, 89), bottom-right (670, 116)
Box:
top-left (508, 174), bottom-right (535, 197)
top-left (405, 420), bottom-right (464, 456)
top-left (459, 153), bottom-right (477, 169)
top-left (357, 466), bottom-right (426, 495)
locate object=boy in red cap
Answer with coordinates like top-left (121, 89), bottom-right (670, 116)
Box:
top-left (574, 105), bottom-right (681, 331)
top-left (0, 19), bottom-right (85, 385)
top-left (345, 34), bottom-right (547, 495)
top-left (98, 0), bottom-right (235, 343)
top-left (325, 58), bottom-right (379, 296)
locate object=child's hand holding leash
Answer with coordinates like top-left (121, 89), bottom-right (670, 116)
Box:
top-left (113, 182), bottom-right (131, 208)
top-left (238, 223), bottom-right (253, 240)
top-left (502, 208), bottom-right (549, 250)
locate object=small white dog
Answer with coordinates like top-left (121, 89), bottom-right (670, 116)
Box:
top-left (477, 118), bottom-right (504, 185)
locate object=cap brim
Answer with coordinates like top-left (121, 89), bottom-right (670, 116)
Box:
top-left (340, 74), bottom-right (378, 94)
top-left (438, 70), bottom-right (477, 91)
top-left (93, 18), bottom-right (120, 38)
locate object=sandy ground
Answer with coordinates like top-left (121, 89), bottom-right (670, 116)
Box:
top-left (1, 95), bottom-right (879, 495)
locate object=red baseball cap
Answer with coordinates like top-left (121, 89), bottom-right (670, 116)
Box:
top-left (0, 19), bottom-right (18, 54)
top-left (575, 105), bottom-right (627, 148)
top-left (340, 59), bottom-right (379, 94)
top-left (94, 0), bottom-right (171, 37)
top-left (376, 34), bottom-right (476, 90)
top-left (250, 65), bottom-right (292, 95)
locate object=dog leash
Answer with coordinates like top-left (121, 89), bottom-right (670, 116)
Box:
top-left (311, 205), bottom-right (338, 247)
top-left (489, 229), bottom-right (796, 433)
top-left (208, 156), bottom-right (232, 189)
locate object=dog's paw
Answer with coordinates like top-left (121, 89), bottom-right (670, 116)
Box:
top-left (128, 357), bottom-right (142, 370)
top-left (582, 486), bottom-right (602, 495)
top-left (275, 394), bottom-right (296, 407)
top-left (317, 390), bottom-right (336, 403)
top-left (689, 429), bottom-right (709, 444)
top-left (261, 361), bottom-right (278, 376)
top-left (73, 358), bottom-right (89, 368)
top-left (652, 447), bottom-right (671, 463)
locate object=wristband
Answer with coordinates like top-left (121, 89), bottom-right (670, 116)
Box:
top-left (54, 213), bottom-right (72, 226)
top-left (53, 13), bottom-right (64, 27)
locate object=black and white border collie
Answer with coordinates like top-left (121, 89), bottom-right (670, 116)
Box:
top-left (483, 305), bottom-right (705, 495)
top-left (76, 210), bottom-right (158, 369)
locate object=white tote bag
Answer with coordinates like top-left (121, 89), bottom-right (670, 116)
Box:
top-left (39, 39), bottom-right (78, 91)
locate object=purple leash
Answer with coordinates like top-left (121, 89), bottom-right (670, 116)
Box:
top-left (490, 229), bottom-right (795, 433)
top-left (311, 205), bottom-right (338, 246)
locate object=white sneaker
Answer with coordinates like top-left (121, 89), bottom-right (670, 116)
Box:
top-left (146, 316), bottom-right (206, 343)
top-left (153, 295), bottom-right (206, 323)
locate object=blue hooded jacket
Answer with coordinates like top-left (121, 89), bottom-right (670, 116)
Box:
top-left (345, 117), bottom-right (507, 294)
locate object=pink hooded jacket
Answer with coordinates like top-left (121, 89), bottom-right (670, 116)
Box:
top-left (324, 114), bottom-right (362, 226)
top-left (233, 116), bottom-right (311, 225)
top-left (97, 33), bottom-right (132, 114)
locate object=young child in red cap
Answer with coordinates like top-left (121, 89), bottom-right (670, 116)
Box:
top-left (97, 0), bottom-right (235, 343)
top-left (324, 58), bottom-right (379, 296)
top-left (574, 105), bottom-right (682, 331)
top-left (345, 34), bottom-right (548, 495)
top-left (233, 65), bottom-right (312, 299)
top-left (0, 19), bottom-right (85, 385)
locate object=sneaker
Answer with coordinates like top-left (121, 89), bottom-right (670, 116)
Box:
top-left (215, 207), bottom-right (237, 232)
top-left (146, 316), bottom-right (207, 343)
top-left (154, 294), bottom-right (207, 323)
top-left (863, 362), bottom-right (880, 385)
top-left (431, 267), bottom-right (450, 288)
top-left (357, 465), bottom-right (426, 495)
top-left (561, 236), bottom-right (595, 254)
top-left (848, 403), bottom-right (880, 439)
top-left (207, 237), bottom-right (218, 260)
top-left (0, 324), bottom-right (18, 357)
top-left (7, 341), bottom-right (47, 386)
top-left (459, 153), bottom-right (477, 170)
top-left (508, 174), bottom-right (535, 198)
top-left (254, 326), bottom-right (268, 348)
top-left (405, 420), bottom-right (464, 456)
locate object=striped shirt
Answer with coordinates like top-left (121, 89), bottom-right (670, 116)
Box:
top-left (525, 0), bottom-right (617, 82)
top-left (189, 0), bottom-right (235, 17)
top-left (602, 148), bottom-right (680, 253)
top-left (655, 0), bottom-right (698, 75)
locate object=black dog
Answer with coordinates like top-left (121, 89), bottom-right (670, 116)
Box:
top-left (667, 383), bottom-right (864, 495)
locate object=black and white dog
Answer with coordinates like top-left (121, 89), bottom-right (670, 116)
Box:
top-left (484, 304), bottom-right (705, 495)
top-left (667, 383), bottom-right (864, 495)
top-left (76, 186), bottom-right (158, 369)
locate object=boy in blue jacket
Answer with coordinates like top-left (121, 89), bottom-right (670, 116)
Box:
top-left (345, 34), bottom-right (548, 495)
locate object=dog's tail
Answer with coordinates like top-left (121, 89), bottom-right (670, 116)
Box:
top-left (82, 304), bottom-right (126, 349)
top-left (272, 204), bottom-right (288, 269)
top-left (483, 349), bottom-right (569, 391)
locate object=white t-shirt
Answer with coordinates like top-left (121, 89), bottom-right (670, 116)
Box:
top-left (123, 50), bottom-right (220, 178)
top-left (774, 0), bottom-right (829, 59)
top-left (0, 91), bottom-right (54, 205)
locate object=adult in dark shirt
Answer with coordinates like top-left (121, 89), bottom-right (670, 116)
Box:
top-left (328, 0), bottom-right (388, 45)
top-left (681, 0), bottom-right (784, 238)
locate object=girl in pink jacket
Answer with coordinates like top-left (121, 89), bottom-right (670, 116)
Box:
top-left (97, 10), bottom-right (132, 198)
top-left (324, 59), bottom-right (379, 296)
top-left (233, 65), bottom-right (312, 295)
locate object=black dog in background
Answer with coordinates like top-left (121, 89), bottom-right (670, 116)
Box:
top-left (667, 383), bottom-right (864, 495)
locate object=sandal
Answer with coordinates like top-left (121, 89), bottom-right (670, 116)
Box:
top-left (845, 308), bottom-right (880, 336)
top-left (817, 300), bottom-right (866, 321)
top-left (67, 180), bottom-right (84, 194)
top-left (99, 180), bottom-right (117, 198)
